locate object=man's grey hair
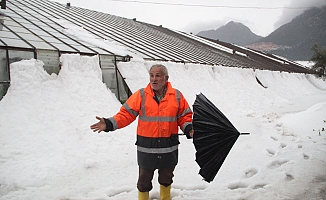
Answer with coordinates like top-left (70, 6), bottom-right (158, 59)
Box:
top-left (149, 64), bottom-right (169, 77)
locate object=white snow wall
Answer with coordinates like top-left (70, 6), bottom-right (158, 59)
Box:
top-left (118, 60), bottom-right (326, 116)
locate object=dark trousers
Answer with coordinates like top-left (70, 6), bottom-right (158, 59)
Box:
top-left (137, 167), bottom-right (175, 192)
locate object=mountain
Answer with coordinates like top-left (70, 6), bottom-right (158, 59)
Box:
top-left (196, 6), bottom-right (326, 61)
top-left (197, 21), bottom-right (262, 46)
top-left (248, 6), bottom-right (326, 60)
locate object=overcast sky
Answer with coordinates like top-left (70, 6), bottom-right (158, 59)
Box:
top-left (53, 0), bottom-right (326, 37)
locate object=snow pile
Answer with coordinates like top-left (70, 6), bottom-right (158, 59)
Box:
top-left (0, 54), bottom-right (130, 199)
top-left (0, 54), bottom-right (326, 200)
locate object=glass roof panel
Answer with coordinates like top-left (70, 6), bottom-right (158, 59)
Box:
top-left (0, 29), bottom-right (19, 39)
top-left (45, 30), bottom-right (68, 39)
top-left (0, 40), bottom-right (6, 47)
top-left (59, 38), bottom-right (82, 46)
top-left (28, 40), bottom-right (56, 50)
top-left (1, 38), bottom-right (32, 48)
top-left (7, 26), bottom-right (31, 34)
top-left (22, 14), bottom-right (39, 21)
top-left (70, 45), bottom-right (95, 54)
top-left (43, 22), bottom-right (63, 30)
top-left (32, 20), bottom-right (52, 27)
top-left (3, 10), bottom-right (15, 15)
top-left (92, 47), bottom-right (112, 55)
top-left (23, 23), bottom-right (43, 30)
top-left (10, 16), bottom-right (27, 23)
top-left (2, 18), bottom-right (20, 27)
top-left (51, 43), bottom-right (77, 52)
top-left (39, 36), bottom-right (63, 43)
top-left (16, 32), bottom-right (43, 41)
top-left (24, 10), bottom-right (39, 16)
top-left (38, 25), bottom-right (61, 33)
top-left (12, 10), bottom-right (30, 17)
top-left (37, 10), bottom-right (53, 17)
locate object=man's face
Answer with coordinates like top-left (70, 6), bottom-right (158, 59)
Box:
top-left (149, 67), bottom-right (168, 92)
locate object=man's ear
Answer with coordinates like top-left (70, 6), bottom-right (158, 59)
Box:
top-left (165, 76), bottom-right (169, 81)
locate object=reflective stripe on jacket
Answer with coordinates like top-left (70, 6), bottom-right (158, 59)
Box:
top-left (109, 82), bottom-right (193, 169)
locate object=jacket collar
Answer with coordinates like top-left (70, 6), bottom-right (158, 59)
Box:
top-left (145, 82), bottom-right (173, 96)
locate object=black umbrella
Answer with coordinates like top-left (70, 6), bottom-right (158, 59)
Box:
top-left (192, 93), bottom-right (249, 183)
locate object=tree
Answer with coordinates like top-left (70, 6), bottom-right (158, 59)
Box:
top-left (310, 43), bottom-right (326, 77)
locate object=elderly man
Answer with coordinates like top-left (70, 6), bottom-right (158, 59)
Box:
top-left (90, 64), bottom-right (194, 200)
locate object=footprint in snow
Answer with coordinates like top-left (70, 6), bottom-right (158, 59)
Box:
top-left (228, 181), bottom-right (249, 190)
top-left (285, 173), bottom-right (294, 181)
top-left (245, 167), bottom-right (259, 178)
top-left (106, 186), bottom-right (134, 197)
top-left (270, 136), bottom-right (278, 141)
top-left (266, 148), bottom-right (276, 156)
top-left (268, 159), bottom-right (289, 169)
top-left (303, 153), bottom-right (310, 160)
top-left (172, 183), bottom-right (207, 191)
top-left (252, 183), bottom-right (267, 189)
top-left (280, 143), bottom-right (287, 148)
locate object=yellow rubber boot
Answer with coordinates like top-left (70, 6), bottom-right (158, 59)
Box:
top-left (138, 190), bottom-right (149, 200)
top-left (160, 185), bottom-right (171, 200)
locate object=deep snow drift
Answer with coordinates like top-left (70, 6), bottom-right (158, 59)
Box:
top-left (0, 54), bottom-right (326, 200)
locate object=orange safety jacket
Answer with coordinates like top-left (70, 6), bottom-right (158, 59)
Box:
top-left (108, 82), bottom-right (193, 169)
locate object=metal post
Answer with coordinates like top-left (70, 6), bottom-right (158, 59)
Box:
top-left (1, 0), bottom-right (6, 10)
top-left (114, 55), bottom-right (121, 101)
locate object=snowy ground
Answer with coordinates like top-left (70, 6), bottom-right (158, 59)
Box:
top-left (0, 54), bottom-right (326, 200)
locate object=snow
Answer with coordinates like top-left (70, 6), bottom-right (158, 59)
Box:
top-left (1, 52), bottom-right (326, 200)
top-left (295, 61), bottom-right (316, 69)
top-left (55, 18), bottom-right (133, 57)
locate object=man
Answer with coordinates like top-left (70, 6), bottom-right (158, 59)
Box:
top-left (90, 64), bottom-right (194, 200)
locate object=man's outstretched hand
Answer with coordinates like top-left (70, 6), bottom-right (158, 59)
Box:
top-left (90, 116), bottom-right (107, 133)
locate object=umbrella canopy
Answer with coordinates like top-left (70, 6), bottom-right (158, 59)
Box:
top-left (192, 93), bottom-right (248, 183)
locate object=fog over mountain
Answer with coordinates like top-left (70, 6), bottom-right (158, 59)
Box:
top-left (255, 5), bottom-right (326, 60)
top-left (274, 0), bottom-right (326, 30)
top-left (197, 21), bottom-right (262, 46)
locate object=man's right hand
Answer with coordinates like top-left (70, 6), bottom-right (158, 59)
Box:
top-left (90, 116), bottom-right (107, 133)
top-left (189, 129), bottom-right (194, 138)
